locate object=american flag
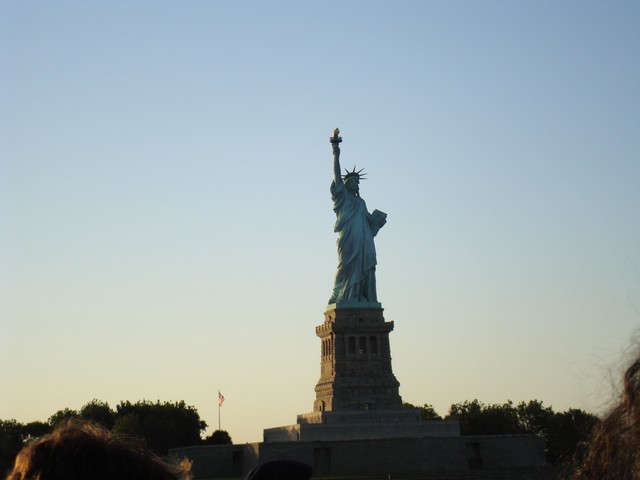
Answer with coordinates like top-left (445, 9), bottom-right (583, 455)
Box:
top-left (218, 391), bottom-right (225, 407)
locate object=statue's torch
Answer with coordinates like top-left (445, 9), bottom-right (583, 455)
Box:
top-left (329, 128), bottom-right (342, 144)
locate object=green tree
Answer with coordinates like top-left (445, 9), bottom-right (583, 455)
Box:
top-left (546, 408), bottom-right (598, 464)
top-left (0, 420), bottom-right (25, 476)
top-left (113, 412), bottom-right (142, 437)
top-left (80, 399), bottom-right (115, 429)
top-left (203, 430), bottom-right (232, 445)
top-left (515, 400), bottom-right (598, 464)
top-left (22, 421), bottom-right (51, 443)
top-left (0, 420), bottom-right (52, 475)
top-left (444, 398), bottom-right (598, 464)
top-left (516, 399), bottom-right (554, 437)
top-left (48, 408), bottom-right (79, 427)
top-left (114, 400), bottom-right (207, 454)
top-left (403, 402), bottom-right (442, 420)
top-left (446, 399), bottom-right (523, 435)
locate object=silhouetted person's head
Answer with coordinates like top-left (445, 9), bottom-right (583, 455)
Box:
top-left (245, 460), bottom-right (312, 480)
top-left (6, 420), bottom-right (191, 480)
top-left (573, 354), bottom-right (640, 479)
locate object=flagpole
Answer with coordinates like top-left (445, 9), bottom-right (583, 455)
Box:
top-left (218, 390), bottom-right (221, 431)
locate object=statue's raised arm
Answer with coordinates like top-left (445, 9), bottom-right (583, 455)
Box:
top-left (332, 143), bottom-right (342, 185)
top-left (330, 128), bottom-right (342, 185)
top-left (327, 128), bottom-right (386, 307)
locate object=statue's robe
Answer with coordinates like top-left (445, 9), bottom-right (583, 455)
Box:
top-left (329, 179), bottom-right (378, 304)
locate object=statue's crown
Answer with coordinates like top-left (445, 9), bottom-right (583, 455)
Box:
top-left (342, 166), bottom-right (367, 181)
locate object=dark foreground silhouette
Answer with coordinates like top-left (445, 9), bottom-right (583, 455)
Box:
top-left (5, 419), bottom-right (191, 480)
top-left (571, 352), bottom-right (640, 479)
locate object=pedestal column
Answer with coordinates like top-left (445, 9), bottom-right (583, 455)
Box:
top-left (314, 305), bottom-right (403, 413)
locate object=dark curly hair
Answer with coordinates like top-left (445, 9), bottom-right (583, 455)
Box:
top-left (572, 356), bottom-right (640, 479)
top-left (6, 419), bottom-right (191, 480)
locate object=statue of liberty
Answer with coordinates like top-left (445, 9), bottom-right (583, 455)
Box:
top-left (328, 129), bottom-right (387, 306)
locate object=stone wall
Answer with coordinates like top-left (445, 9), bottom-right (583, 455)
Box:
top-left (264, 419), bottom-right (460, 442)
top-left (170, 434), bottom-right (545, 479)
top-left (169, 443), bottom-right (259, 478)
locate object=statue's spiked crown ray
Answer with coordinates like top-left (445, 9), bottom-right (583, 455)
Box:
top-left (343, 166), bottom-right (367, 181)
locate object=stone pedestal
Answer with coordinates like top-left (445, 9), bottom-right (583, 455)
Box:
top-left (313, 304), bottom-right (404, 413)
top-left (263, 303), bottom-right (460, 442)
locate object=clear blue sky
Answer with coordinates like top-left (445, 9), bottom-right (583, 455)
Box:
top-left (1, 1), bottom-right (639, 443)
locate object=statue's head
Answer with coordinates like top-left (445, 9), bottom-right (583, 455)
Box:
top-left (344, 175), bottom-right (359, 194)
top-left (343, 167), bottom-right (366, 195)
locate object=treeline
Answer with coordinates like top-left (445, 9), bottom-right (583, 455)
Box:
top-left (0, 399), bottom-right (232, 475)
top-left (1, 397), bottom-right (599, 475)
top-left (404, 399), bottom-right (598, 464)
